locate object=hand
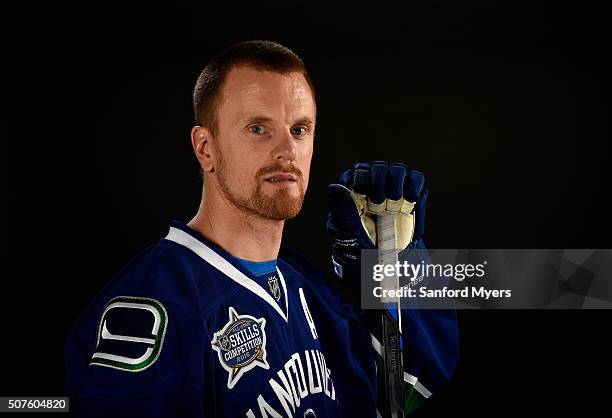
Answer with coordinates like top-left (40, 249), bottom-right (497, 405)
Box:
top-left (326, 161), bottom-right (428, 278)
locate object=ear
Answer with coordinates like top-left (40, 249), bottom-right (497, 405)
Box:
top-left (191, 126), bottom-right (215, 173)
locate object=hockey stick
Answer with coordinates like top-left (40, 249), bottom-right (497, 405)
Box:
top-left (377, 213), bottom-right (405, 418)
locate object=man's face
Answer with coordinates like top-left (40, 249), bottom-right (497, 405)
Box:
top-left (211, 66), bottom-right (315, 221)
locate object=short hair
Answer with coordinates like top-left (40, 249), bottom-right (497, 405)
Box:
top-left (193, 40), bottom-right (316, 137)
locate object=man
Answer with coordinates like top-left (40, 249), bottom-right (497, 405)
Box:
top-left (65, 40), bottom-right (458, 417)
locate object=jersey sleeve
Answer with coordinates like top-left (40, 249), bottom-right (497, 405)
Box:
top-left (64, 244), bottom-right (213, 418)
top-left (399, 307), bottom-right (459, 412)
top-left (365, 306), bottom-right (459, 415)
top-left (398, 244), bottom-right (459, 412)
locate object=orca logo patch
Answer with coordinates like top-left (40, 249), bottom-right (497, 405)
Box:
top-left (211, 307), bottom-right (269, 389)
top-left (90, 296), bottom-right (168, 372)
top-left (268, 275), bottom-right (281, 302)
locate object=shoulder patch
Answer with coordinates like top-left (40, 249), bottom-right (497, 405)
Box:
top-left (211, 307), bottom-right (269, 389)
top-left (90, 296), bottom-right (168, 372)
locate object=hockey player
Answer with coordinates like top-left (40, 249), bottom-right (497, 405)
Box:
top-left (65, 40), bottom-right (458, 418)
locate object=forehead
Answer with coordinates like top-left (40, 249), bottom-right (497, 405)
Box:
top-left (218, 66), bottom-right (315, 118)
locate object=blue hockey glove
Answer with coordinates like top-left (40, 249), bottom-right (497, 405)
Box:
top-left (326, 161), bottom-right (428, 283)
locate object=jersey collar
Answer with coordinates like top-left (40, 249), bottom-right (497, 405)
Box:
top-left (164, 221), bottom-right (289, 322)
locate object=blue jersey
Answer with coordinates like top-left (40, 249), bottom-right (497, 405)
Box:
top-left (65, 221), bottom-right (458, 417)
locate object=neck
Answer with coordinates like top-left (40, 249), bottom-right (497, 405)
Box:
top-left (188, 181), bottom-right (284, 262)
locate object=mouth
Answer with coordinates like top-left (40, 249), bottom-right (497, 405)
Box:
top-left (264, 173), bottom-right (298, 184)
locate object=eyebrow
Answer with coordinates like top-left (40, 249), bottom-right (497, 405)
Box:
top-left (242, 115), bottom-right (274, 125)
top-left (241, 115), bottom-right (315, 127)
top-left (294, 117), bottom-right (315, 127)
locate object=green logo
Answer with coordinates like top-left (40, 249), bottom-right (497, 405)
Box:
top-left (90, 296), bottom-right (168, 372)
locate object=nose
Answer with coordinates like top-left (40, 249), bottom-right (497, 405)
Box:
top-left (272, 129), bottom-right (297, 164)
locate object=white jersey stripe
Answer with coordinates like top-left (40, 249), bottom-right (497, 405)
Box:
top-left (165, 227), bottom-right (289, 322)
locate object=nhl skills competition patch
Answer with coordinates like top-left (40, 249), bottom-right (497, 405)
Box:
top-left (90, 296), bottom-right (168, 372)
top-left (211, 307), bottom-right (269, 389)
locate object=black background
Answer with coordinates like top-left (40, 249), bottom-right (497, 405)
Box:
top-left (4, 1), bottom-right (612, 416)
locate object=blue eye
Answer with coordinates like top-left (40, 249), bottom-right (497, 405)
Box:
top-left (290, 126), bottom-right (307, 136)
top-left (249, 125), bottom-right (266, 135)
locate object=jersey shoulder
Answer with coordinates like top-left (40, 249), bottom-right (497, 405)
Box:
top-left (64, 235), bottom-right (233, 403)
top-left (279, 244), bottom-right (331, 287)
top-left (278, 244), bottom-right (351, 310)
